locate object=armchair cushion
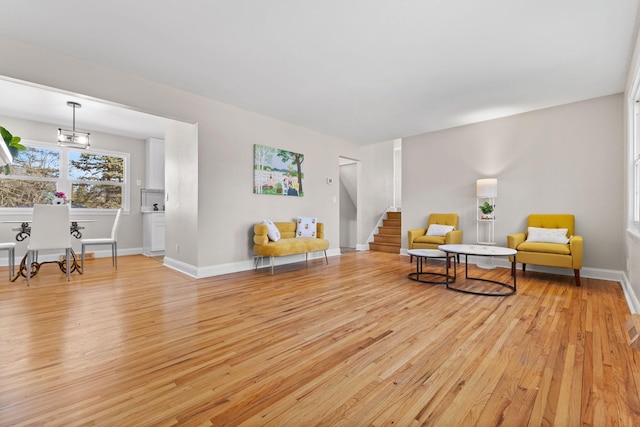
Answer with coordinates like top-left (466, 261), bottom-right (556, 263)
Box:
top-left (526, 227), bottom-right (569, 244)
top-left (413, 235), bottom-right (446, 245)
top-left (426, 224), bottom-right (455, 236)
top-left (517, 241), bottom-right (571, 255)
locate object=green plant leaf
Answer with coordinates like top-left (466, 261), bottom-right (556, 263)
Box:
top-left (0, 126), bottom-right (25, 175)
top-left (0, 126), bottom-right (11, 144)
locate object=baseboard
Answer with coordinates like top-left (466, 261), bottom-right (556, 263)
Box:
top-left (621, 273), bottom-right (640, 314)
top-left (194, 248), bottom-right (341, 279)
top-left (163, 256), bottom-right (199, 278)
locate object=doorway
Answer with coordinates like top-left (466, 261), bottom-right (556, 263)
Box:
top-left (339, 157), bottom-right (358, 253)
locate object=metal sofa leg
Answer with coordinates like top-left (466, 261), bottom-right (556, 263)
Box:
top-left (324, 251), bottom-right (328, 264)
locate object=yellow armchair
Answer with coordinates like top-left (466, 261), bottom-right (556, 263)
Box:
top-left (507, 214), bottom-right (583, 286)
top-left (408, 213), bottom-right (463, 261)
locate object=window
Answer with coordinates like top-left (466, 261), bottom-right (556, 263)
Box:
top-left (0, 140), bottom-right (129, 210)
top-left (68, 151), bottom-right (124, 208)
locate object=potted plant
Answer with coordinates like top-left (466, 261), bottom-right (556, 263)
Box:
top-left (479, 201), bottom-right (495, 219)
top-left (0, 126), bottom-right (26, 174)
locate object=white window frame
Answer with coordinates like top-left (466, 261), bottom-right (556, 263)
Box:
top-left (0, 139), bottom-right (130, 215)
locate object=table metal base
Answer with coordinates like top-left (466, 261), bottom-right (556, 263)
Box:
top-left (11, 249), bottom-right (83, 282)
top-left (445, 254), bottom-right (515, 297)
top-left (408, 254), bottom-right (456, 285)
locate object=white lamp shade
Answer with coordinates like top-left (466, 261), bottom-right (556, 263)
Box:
top-left (477, 178), bottom-right (498, 197)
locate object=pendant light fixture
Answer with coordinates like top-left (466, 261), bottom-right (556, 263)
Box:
top-left (58, 101), bottom-right (90, 148)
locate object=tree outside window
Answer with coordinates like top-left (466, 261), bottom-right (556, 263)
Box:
top-left (0, 146), bottom-right (58, 207)
top-left (0, 141), bottom-right (127, 209)
top-left (69, 152), bottom-right (123, 209)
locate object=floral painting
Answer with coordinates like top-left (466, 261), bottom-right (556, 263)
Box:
top-left (253, 144), bottom-right (304, 197)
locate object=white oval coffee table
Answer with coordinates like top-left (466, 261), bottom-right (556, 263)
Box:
top-left (439, 244), bottom-right (517, 296)
top-left (407, 249), bottom-right (456, 285)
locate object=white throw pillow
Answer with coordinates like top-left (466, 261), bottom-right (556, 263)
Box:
top-left (262, 219), bottom-right (281, 242)
top-left (526, 227), bottom-right (569, 244)
top-left (296, 217), bottom-right (317, 238)
top-left (425, 224), bottom-right (455, 236)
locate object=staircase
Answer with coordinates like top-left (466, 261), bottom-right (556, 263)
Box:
top-left (369, 211), bottom-right (401, 253)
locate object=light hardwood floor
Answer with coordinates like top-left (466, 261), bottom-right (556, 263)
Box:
top-left (1, 251), bottom-right (639, 426)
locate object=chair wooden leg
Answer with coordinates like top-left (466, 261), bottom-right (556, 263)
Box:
top-left (574, 269), bottom-right (581, 286)
top-left (522, 263), bottom-right (527, 272)
top-left (511, 262), bottom-right (516, 277)
top-left (410, 255), bottom-right (413, 263)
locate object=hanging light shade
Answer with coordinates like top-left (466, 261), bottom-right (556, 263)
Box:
top-left (476, 178), bottom-right (498, 197)
top-left (58, 101), bottom-right (90, 148)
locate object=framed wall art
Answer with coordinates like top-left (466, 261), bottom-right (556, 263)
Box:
top-left (253, 144), bottom-right (304, 197)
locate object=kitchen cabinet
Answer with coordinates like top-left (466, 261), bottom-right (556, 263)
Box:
top-left (143, 212), bottom-right (165, 255)
top-left (146, 137), bottom-right (165, 190)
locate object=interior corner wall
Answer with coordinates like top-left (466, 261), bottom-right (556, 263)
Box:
top-left (339, 163), bottom-right (357, 248)
top-left (403, 94), bottom-right (624, 271)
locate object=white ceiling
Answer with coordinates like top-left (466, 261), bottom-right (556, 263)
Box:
top-left (0, 79), bottom-right (166, 140)
top-left (0, 1), bottom-right (639, 144)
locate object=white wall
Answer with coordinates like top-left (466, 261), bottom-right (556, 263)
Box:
top-left (0, 36), bottom-right (362, 276)
top-left (403, 94), bottom-right (624, 272)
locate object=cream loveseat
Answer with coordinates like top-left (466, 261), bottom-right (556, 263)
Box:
top-left (253, 220), bottom-right (329, 274)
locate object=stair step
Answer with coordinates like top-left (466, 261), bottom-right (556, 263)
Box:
top-left (378, 226), bottom-right (401, 235)
top-left (369, 211), bottom-right (402, 254)
top-left (383, 219), bottom-right (401, 227)
top-left (369, 242), bottom-right (400, 253)
top-left (386, 211), bottom-right (402, 220)
top-left (374, 234), bottom-right (401, 244)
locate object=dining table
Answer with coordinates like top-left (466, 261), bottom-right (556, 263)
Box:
top-left (2, 219), bottom-right (98, 281)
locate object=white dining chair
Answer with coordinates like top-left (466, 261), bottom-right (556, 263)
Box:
top-left (0, 242), bottom-right (16, 280)
top-left (81, 208), bottom-right (122, 270)
top-left (26, 204), bottom-right (72, 286)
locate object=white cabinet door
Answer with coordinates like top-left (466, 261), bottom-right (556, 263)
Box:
top-left (151, 219), bottom-right (165, 251)
top-left (143, 213), bottom-right (165, 255)
top-left (145, 138), bottom-right (165, 189)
